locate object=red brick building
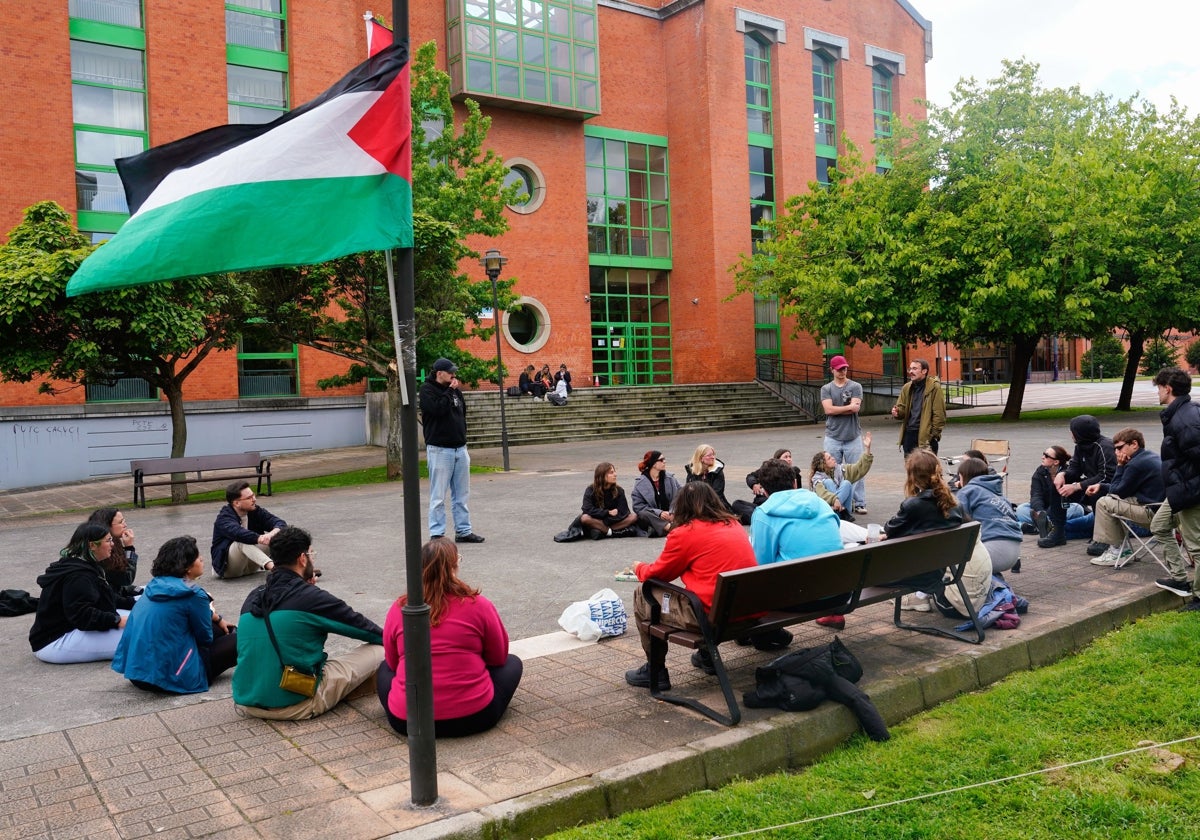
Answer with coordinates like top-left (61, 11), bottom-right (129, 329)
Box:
top-left (1, 0), bottom-right (933, 409)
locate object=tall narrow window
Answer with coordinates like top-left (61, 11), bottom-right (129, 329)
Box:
top-left (227, 0), bottom-right (288, 125)
top-left (745, 31), bottom-right (780, 370)
top-left (872, 64), bottom-right (894, 173)
top-left (813, 50), bottom-right (837, 183)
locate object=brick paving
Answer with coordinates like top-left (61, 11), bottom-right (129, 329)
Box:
top-left (0, 381), bottom-right (1184, 839)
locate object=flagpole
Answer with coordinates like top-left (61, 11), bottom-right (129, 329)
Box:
top-left (388, 0), bottom-right (439, 807)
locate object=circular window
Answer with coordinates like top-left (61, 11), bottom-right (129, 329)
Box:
top-left (503, 297), bottom-right (551, 353)
top-left (502, 157), bottom-right (546, 214)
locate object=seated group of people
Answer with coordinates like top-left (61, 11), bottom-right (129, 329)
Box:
top-left (622, 447), bottom-right (1004, 691)
top-left (518, 362), bottom-right (572, 402)
top-left (27, 481), bottom-right (521, 738)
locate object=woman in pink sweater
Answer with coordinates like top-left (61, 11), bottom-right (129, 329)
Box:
top-left (376, 539), bottom-right (522, 737)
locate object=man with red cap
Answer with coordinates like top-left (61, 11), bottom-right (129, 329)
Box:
top-left (821, 355), bottom-right (868, 514)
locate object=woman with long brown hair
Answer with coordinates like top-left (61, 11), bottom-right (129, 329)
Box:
top-left (885, 449), bottom-right (991, 618)
top-left (377, 539), bottom-right (522, 737)
top-left (87, 508), bottom-right (140, 597)
top-left (580, 461), bottom-right (638, 538)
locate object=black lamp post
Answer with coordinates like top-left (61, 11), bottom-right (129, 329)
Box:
top-left (481, 248), bottom-right (510, 471)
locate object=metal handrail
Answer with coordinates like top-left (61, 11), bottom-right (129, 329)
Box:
top-left (756, 357), bottom-right (978, 413)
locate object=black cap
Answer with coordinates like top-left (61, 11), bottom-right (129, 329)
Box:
top-left (432, 358), bottom-right (458, 374)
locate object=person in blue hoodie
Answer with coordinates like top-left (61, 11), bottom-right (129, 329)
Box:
top-left (112, 536), bottom-right (238, 694)
top-left (750, 457), bottom-right (846, 629)
top-left (954, 458), bottom-right (1023, 575)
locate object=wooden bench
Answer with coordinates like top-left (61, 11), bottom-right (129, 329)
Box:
top-left (641, 521), bottom-right (983, 725)
top-left (130, 452), bottom-right (272, 508)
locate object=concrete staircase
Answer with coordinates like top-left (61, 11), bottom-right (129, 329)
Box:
top-left (462, 382), bottom-right (815, 449)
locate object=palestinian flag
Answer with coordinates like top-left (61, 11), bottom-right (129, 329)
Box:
top-left (67, 42), bottom-right (412, 297)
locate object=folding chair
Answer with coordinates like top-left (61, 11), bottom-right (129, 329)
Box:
top-left (970, 439), bottom-right (1010, 494)
top-left (1112, 502), bottom-right (1168, 572)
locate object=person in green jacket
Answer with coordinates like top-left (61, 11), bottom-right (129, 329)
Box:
top-left (808, 432), bottom-right (875, 520)
top-left (232, 527), bottom-right (383, 720)
top-left (891, 359), bottom-right (946, 455)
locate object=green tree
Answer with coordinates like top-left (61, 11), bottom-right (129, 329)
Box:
top-left (1139, 336), bottom-right (1179, 375)
top-left (1186, 339), bottom-right (1200, 372)
top-left (1080, 333), bottom-right (1125, 380)
top-left (734, 60), bottom-right (1198, 420)
top-left (252, 40), bottom-right (522, 478)
top-left (0, 202), bottom-right (254, 499)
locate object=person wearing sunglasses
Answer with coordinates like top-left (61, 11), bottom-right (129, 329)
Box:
top-left (1017, 445), bottom-right (1092, 546)
top-left (632, 450), bottom-right (681, 537)
top-left (1083, 428), bottom-right (1164, 566)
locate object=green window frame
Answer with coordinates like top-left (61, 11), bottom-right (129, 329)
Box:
top-left (227, 1), bottom-right (288, 124)
top-left (745, 31), bottom-right (780, 364)
top-left (448, 0), bottom-right (599, 117)
top-left (813, 50), bottom-right (837, 160)
top-left (588, 267), bottom-right (673, 386)
top-left (585, 126), bottom-right (671, 268)
top-left (872, 64), bottom-right (893, 139)
top-left (69, 9), bottom-right (147, 236)
top-left (238, 328), bottom-right (299, 398)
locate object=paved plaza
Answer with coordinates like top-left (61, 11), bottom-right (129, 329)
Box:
top-left (0, 381), bottom-right (1182, 839)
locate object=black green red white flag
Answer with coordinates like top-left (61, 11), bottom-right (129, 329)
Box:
top-left (67, 42), bottom-right (412, 297)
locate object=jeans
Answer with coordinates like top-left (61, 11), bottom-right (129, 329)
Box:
top-left (427, 444), bottom-right (472, 537)
top-left (820, 477), bottom-right (855, 511)
top-left (1015, 502), bottom-right (1093, 540)
top-left (824, 435), bottom-right (864, 507)
top-left (1152, 500), bottom-right (1200, 590)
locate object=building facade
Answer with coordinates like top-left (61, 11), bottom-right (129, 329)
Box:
top-left (2, 0), bottom-right (935, 398)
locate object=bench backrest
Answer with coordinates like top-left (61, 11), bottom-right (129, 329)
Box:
top-left (857, 522), bottom-right (980, 588)
top-left (706, 521), bottom-right (981, 627)
top-left (708, 550), bottom-right (868, 627)
top-left (130, 452), bottom-right (262, 475)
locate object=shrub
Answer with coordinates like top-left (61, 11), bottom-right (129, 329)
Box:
top-left (1139, 336), bottom-right (1179, 375)
top-left (1081, 333), bottom-right (1125, 379)
top-left (1185, 339), bottom-right (1200, 372)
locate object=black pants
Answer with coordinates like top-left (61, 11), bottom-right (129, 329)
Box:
top-left (902, 430), bottom-right (940, 457)
top-left (129, 627), bottom-right (238, 694)
top-left (376, 655), bottom-right (523, 738)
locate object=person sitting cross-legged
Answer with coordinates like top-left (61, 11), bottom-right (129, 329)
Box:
top-left (624, 482), bottom-right (762, 691)
top-left (580, 462), bottom-right (639, 539)
top-left (1084, 427), bottom-right (1164, 567)
top-left (232, 527), bottom-right (383, 720)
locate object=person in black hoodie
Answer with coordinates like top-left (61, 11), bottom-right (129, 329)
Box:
top-left (29, 521), bottom-right (134, 663)
top-left (419, 357), bottom-right (484, 543)
top-left (1047, 415), bottom-right (1116, 549)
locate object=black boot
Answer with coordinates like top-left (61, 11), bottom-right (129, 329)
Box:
top-left (1037, 506), bottom-right (1066, 547)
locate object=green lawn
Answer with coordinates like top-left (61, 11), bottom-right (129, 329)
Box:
top-left (549, 612), bottom-right (1200, 839)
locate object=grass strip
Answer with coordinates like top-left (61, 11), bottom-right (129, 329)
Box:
top-left (550, 612), bottom-right (1200, 839)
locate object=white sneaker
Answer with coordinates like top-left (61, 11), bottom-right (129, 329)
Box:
top-left (1090, 546), bottom-right (1131, 566)
top-left (901, 593), bottom-right (931, 612)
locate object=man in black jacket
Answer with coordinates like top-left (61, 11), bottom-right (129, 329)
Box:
top-left (419, 358), bottom-right (484, 543)
top-left (1149, 368), bottom-right (1200, 605)
top-left (210, 482), bottom-right (286, 579)
top-left (1084, 427), bottom-right (1163, 566)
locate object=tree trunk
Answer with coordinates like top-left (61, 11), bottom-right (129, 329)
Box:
top-left (1000, 336), bottom-right (1039, 421)
top-left (164, 381), bottom-right (189, 503)
top-left (1116, 329), bottom-right (1145, 411)
top-left (386, 365), bottom-right (404, 480)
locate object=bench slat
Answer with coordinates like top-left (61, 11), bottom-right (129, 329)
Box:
top-left (130, 452), bottom-right (271, 508)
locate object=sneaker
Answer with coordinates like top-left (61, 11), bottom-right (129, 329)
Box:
top-left (690, 649), bottom-right (717, 675)
top-left (901, 593), bottom-right (932, 612)
top-left (1011, 558), bottom-right (1022, 573)
top-left (1155, 577), bottom-right (1193, 598)
top-left (455, 532), bottom-right (485, 543)
top-left (612, 526), bottom-right (639, 538)
top-left (853, 506), bottom-right (869, 515)
top-left (624, 663), bottom-right (671, 691)
top-left (1090, 546), bottom-right (1131, 566)
top-left (1032, 510), bottom-right (1051, 540)
top-left (815, 614), bottom-right (846, 630)
top-left (1181, 599), bottom-right (1200, 612)
top-left (1020, 522), bottom-right (1039, 536)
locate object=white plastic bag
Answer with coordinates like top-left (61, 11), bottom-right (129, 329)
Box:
top-left (558, 588), bottom-right (627, 640)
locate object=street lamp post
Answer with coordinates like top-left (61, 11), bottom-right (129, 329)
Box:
top-left (481, 248), bottom-right (510, 471)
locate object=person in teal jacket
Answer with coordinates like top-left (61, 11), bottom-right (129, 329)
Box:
top-left (233, 526), bottom-right (383, 720)
top-left (112, 536), bottom-right (237, 694)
